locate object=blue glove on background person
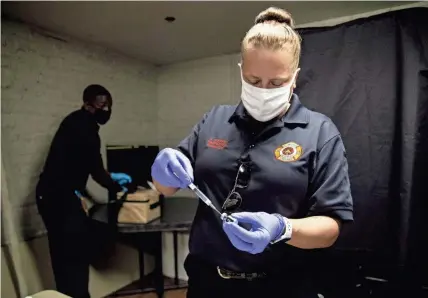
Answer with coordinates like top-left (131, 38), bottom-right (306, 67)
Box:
top-left (223, 212), bottom-right (286, 254)
top-left (151, 148), bottom-right (194, 189)
top-left (110, 172), bottom-right (132, 186)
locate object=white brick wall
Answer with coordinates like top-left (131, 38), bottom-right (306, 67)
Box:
top-left (1, 20), bottom-right (158, 238)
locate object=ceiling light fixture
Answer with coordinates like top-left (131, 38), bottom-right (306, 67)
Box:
top-left (164, 16), bottom-right (176, 23)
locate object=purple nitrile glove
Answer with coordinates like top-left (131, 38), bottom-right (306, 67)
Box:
top-left (151, 148), bottom-right (194, 189)
top-left (222, 212), bottom-right (285, 254)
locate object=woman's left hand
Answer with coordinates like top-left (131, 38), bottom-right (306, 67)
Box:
top-left (222, 212), bottom-right (285, 254)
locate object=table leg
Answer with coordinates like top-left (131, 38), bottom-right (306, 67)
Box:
top-left (138, 245), bottom-right (145, 280)
top-left (154, 231), bottom-right (164, 298)
top-left (173, 231), bottom-right (179, 285)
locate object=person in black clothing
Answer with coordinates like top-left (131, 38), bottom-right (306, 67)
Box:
top-left (36, 84), bottom-right (132, 298)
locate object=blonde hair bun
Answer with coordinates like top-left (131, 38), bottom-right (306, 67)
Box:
top-left (255, 7), bottom-right (294, 28)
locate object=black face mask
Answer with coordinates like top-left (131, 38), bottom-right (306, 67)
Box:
top-left (94, 108), bottom-right (111, 125)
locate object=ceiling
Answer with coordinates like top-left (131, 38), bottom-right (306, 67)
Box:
top-left (1, 1), bottom-right (418, 65)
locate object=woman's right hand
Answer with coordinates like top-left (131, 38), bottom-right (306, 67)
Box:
top-left (151, 148), bottom-right (194, 189)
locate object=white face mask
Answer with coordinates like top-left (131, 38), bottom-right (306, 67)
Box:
top-left (239, 64), bottom-right (297, 122)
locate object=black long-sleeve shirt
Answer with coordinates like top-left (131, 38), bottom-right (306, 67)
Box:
top-left (37, 108), bottom-right (122, 195)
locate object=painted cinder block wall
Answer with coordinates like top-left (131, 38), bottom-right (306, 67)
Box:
top-left (1, 20), bottom-right (157, 298)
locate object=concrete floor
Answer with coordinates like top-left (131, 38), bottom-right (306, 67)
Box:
top-left (120, 289), bottom-right (187, 298)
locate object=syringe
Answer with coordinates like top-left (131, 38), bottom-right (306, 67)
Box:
top-left (188, 183), bottom-right (235, 222)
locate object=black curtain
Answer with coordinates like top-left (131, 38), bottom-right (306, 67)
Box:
top-left (296, 7), bottom-right (428, 284)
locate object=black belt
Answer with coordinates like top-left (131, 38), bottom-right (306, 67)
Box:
top-left (216, 266), bottom-right (267, 281)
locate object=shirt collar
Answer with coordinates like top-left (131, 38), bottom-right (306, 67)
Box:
top-left (228, 94), bottom-right (309, 126)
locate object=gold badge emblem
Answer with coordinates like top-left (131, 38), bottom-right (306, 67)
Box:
top-left (274, 142), bottom-right (303, 162)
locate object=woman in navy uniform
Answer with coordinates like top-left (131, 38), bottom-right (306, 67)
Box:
top-left (152, 7), bottom-right (353, 298)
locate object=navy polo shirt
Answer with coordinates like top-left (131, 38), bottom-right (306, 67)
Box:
top-left (177, 94), bottom-right (353, 272)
